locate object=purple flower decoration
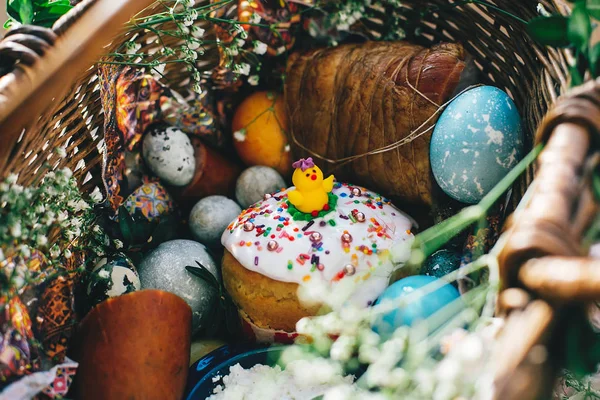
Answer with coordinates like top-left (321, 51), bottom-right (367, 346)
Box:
top-left (292, 157), bottom-right (315, 172)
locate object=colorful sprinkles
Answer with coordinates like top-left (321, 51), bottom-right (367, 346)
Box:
top-left (224, 183), bottom-right (411, 285)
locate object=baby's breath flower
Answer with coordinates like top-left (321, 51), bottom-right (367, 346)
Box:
top-left (179, 24), bottom-right (190, 35)
top-left (182, 0), bottom-right (195, 8)
top-left (537, 3), bottom-right (551, 16)
top-left (232, 23), bottom-right (248, 39)
top-left (191, 26), bottom-right (205, 38)
top-left (49, 245), bottom-right (60, 259)
top-left (248, 12), bottom-right (261, 24)
top-left (5, 174), bottom-right (18, 184)
top-left (11, 184), bottom-right (23, 195)
top-left (233, 129), bottom-right (247, 142)
top-left (225, 46), bottom-right (239, 57)
top-left (181, 46), bottom-right (198, 61)
top-left (60, 167), bottom-right (73, 179)
top-left (161, 46), bottom-right (175, 56)
top-left (68, 199), bottom-right (90, 212)
top-left (234, 62), bottom-right (251, 76)
top-left (18, 244), bottom-right (30, 258)
top-left (183, 9), bottom-right (198, 26)
top-left (55, 146), bottom-right (67, 158)
top-left (114, 239), bottom-right (124, 249)
top-left (89, 186), bottom-right (103, 203)
top-left (36, 235), bottom-right (48, 247)
top-left (71, 226), bottom-right (81, 238)
top-left (70, 217), bottom-right (83, 229)
top-left (248, 75), bottom-right (259, 86)
top-left (192, 82), bottom-right (203, 94)
top-left (9, 222), bottom-right (22, 238)
top-left (236, 38), bottom-right (246, 48)
top-left (253, 40), bottom-right (268, 55)
top-left (57, 210), bottom-right (68, 224)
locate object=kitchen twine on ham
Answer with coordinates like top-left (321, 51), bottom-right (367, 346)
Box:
top-left (290, 83), bottom-right (484, 171)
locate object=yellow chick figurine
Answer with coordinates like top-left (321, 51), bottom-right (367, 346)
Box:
top-left (288, 157), bottom-right (335, 215)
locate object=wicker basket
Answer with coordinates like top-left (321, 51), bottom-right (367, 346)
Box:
top-left (0, 0), bottom-right (591, 399)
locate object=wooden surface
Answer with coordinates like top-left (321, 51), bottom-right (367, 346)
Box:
top-left (0, 0), bottom-right (154, 173)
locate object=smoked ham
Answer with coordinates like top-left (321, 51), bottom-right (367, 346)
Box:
top-left (285, 41), bottom-right (468, 205)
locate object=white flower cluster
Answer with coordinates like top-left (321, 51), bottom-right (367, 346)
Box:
top-left (285, 311), bottom-right (502, 400)
top-left (0, 162), bottom-right (110, 295)
top-left (330, 2), bottom-right (365, 32)
top-left (311, 0), bottom-right (407, 45)
top-left (276, 252), bottom-right (504, 400)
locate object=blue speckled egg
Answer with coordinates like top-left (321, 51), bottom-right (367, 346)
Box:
top-left (372, 275), bottom-right (460, 337)
top-left (430, 86), bottom-right (523, 204)
top-left (420, 249), bottom-right (461, 286)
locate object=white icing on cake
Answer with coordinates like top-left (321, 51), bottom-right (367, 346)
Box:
top-left (221, 182), bottom-right (414, 307)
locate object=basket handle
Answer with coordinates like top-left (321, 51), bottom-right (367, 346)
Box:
top-left (499, 78), bottom-right (600, 293)
top-left (0, 0), bottom-right (98, 77)
top-left (0, 0), bottom-right (155, 175)
top-left (52, 0), bottom-right (99, 35)
top-left (493, 79), bottom-right (600, 399)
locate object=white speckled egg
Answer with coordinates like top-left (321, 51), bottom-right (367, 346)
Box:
top-left (430, 86), bottom-right (523, 204)
top-left (143, 125), bottom-right (196, 186)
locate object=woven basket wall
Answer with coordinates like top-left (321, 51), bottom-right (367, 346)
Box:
top-left (0, 0), bottom-right (570, 204)
top-left (0, 1), bottom-right (580, 398)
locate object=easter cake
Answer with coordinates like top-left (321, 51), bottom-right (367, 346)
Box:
top-left (221, 158), bottom-right (415, 334)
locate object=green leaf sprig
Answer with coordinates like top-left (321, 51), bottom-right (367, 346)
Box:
top-left (186, 261), bottom-right (241, 337)
top-left (6, 0), bottom-right (72, 29)
top-left (527, 0), bottom-right (600, 86)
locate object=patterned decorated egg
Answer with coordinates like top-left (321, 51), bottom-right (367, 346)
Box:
top-left (34, 250), bottom-right (85, 363)
top-left (123, 181), bottom-right (175, 223)
top-left (87, 254), bottom-right (141, 307)
top-left (142, 125), bottom-right (196, 186)
top-left (372, 275), bottom-right (461, 338)
top-left (430, 86), bottom-right (523, 204)
top-left (0, 295), bottom-right (38, 382)
top-left (36, 274), bottom-right (77, 362)
top-left (420, 249), bottom-right (461, 286)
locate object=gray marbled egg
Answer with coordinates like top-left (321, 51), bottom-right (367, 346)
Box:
top-left (189, 196), bottom-right (241, 247)
top-left (143, 125), bottom-right (195, 186)
top-left (138, 239), bottom-right (220, 334)
top-left (235, 166), bottom-right (286, 208)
